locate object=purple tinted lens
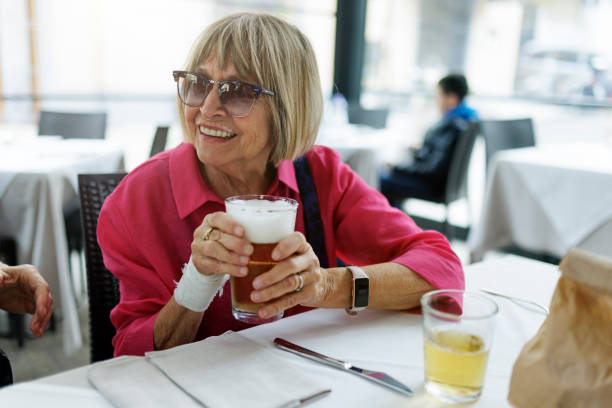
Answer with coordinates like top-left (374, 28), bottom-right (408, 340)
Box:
top-left (220, 82), bottom-right (256, 117)
top-left (179, 76), bottom-right (209, 106)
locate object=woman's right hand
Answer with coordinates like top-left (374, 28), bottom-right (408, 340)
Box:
top-left (191, 212), bottom-right (253, 277)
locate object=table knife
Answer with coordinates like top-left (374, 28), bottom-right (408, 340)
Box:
top-left (274, 338), bottom-right (413, 397)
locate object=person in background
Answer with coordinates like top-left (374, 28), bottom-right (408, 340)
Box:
top-left (380, 73), bottom-right (479, 208)
top-left (0, 262), bottom-right (54, 386)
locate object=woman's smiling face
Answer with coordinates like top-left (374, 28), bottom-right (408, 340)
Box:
top-left (184, 56), bottom-right (274, 173)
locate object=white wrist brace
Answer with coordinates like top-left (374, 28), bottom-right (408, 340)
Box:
top-left (174, 256), bottom-right (227, 312)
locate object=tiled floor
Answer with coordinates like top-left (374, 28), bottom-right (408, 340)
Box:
top-left (0, 305), bottom-right (90, 383)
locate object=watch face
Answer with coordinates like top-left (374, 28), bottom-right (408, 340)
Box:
top-left (354, 277), bottom-right (369, 308)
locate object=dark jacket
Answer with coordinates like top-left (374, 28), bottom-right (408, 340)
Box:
top-left (392, 116), bottom-right (470, 184)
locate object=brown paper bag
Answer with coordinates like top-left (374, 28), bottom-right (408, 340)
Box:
top-left (508, 248), bottom-right (612, 407)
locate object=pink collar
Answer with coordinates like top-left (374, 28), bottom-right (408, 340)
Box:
top-left (169, 143), bottom-right (299, 219)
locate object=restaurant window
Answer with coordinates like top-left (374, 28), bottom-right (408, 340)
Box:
top-left (362, 0), bottom-right (612, 106)
top-left (0, 0), bottom-right (337, 122)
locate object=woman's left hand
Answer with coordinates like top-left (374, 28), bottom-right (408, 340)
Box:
top-left (249, 232), bottom-right (327, 319)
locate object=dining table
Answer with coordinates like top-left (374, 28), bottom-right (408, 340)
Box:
top-left (0, 135), bottom-right (125, 355)
top-left (316, 122), bottom-right (415, 190)
top-left (0, 255), bottom-right (560, 407)
top-left (469, 142), bottom-right (612, 262)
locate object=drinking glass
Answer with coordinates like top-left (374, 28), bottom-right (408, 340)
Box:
top-left (421, 289), bottom-right (499, 403)
top-left (225, 195), bottom-right (298, 324)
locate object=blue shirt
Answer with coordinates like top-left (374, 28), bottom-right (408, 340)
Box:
top-left (444, 101), bottom-right (479, 122)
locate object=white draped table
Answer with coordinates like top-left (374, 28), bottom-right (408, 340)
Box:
top-left (4, 255), bottom-right (560, 407)
top-left (469, 143), bottom-right (612, 261)
top-left (316, 123), bottom-right (414, 190)
top-left (0, 136), bottom-right (124, 355)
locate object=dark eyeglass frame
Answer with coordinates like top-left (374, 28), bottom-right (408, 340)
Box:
top-left (172, 70), bottom-right (275, 117)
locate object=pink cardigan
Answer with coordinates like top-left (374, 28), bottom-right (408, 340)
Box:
top-left (98, 143), bottom-right (463, 356)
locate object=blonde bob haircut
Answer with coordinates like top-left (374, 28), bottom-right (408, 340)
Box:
top-left (177, 13), bottom-right (323, 166)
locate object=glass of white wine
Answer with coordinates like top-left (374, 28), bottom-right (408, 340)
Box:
top-left (421, 289), bottom-right (499, 403)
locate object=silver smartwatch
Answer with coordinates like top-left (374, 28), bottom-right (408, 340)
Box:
top-left (346, 265), bottom-right (369, 315)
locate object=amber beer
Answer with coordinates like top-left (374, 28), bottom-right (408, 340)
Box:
top-left (225, 195), bottom-right (298, 324)
top-left (230, 243), bottom-right (276, 312)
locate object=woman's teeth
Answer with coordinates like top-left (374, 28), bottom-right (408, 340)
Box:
top-left (199, 125), bottom-right (235, 138)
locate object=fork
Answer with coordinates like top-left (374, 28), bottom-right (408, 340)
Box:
top-left (479, 288), bottom-right (549, 315)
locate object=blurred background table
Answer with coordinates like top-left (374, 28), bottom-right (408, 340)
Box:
top-left (0, 136), bottom-right (124, 355)
top-left (316, 122), bottom-right (414, 189)
top-left (469, 143), bottom-right (612, 262)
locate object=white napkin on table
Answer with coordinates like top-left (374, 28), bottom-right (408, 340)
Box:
top-left (146, 331), bottom-right (327, 408)
top-left (88, 356), bottom-right (201, 408)
top-left (0, 383), bottom-right (112, 408)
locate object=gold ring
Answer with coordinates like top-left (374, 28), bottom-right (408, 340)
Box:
top-left (295, 273), bottom-right (304, 292)
top-left (203, 227), bottom-right (216, 241)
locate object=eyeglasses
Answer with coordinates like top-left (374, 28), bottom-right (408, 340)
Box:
top-left (172, 70), bottom-right (275, 117)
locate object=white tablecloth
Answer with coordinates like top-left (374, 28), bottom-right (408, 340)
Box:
top-left (469, 143), bottom-right (612, 260)
top-left (20, 255), bottom-right (560, 407)
top-left (316, 123), bottom-right (414, 190)
top-left (0, 137), bottom-right (124, 354)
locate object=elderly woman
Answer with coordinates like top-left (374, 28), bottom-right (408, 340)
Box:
top-left (98, 12), bottom-right (463, 357)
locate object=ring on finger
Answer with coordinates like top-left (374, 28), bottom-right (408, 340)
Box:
top-left (202, 227), bottom-right (216, 241)
top-left (295, 272), bottom-right (304, 292)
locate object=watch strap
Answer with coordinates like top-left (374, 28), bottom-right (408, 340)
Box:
top-left (346, 265), bottom-right (369, 315)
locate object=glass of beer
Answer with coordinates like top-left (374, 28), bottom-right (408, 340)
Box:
top-left (225, 195), bottom-right (298, 324)
top-left (421, 290), bottom-right (499, 403)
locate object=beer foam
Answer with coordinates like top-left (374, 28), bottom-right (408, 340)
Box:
top-left (225, 199), bottom-right (297, 243)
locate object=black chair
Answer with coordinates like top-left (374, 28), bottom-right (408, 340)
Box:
top-left (38, 111), bottom-right (109, 297)
top-left (347, 103), bottom-right (389, 129)
top-left (0, 237), bottom-right (26, 348)
top-left (0, 347), bottom-right (12, 387)
top-left (408, 122), bottom-right (480, 240)
top-left (149, 126), bottom-right (169, 158)
top-left (480, 118), bottom-right (535, 170)
top-left (78, 173), bottom-right (126, 362)
top-left (0, 237), bottom-right (17, 266)
top-left (38, 111), bottom-right (107, 140)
